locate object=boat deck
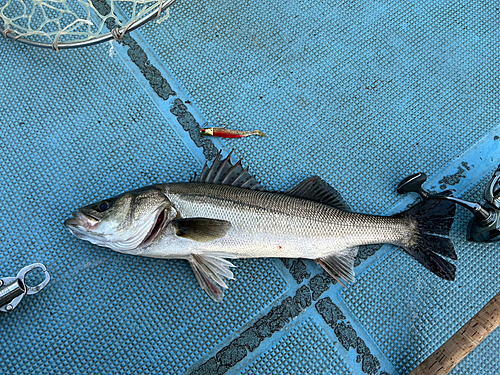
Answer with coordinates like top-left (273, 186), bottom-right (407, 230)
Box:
top-left (1, 1), bottom-right (499, 374)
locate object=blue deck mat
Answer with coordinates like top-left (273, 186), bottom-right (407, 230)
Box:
top-left (1, 0), bottom-right (499, 374)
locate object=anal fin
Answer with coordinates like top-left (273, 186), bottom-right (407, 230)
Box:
top-left (189, 252), bottom-right (236, 302)
top-left (315, 247), bottom-right (358, 287)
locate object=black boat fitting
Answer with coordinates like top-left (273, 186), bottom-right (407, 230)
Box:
top-left (397, 165), bottom-right (500, 243)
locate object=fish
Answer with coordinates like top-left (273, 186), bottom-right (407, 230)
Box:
top-left (200, 127), bottom-right (267, 138)
top-left (64, 152), bottom-right (457, 302)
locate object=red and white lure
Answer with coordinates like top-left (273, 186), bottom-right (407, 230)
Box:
top-left (200, 127), bottom-right (267, 138)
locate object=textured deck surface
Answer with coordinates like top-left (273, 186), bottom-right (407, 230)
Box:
top-left (1, 1), bottom-right (499, 374)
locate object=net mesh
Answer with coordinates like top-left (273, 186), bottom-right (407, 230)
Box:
top-left (0, 0), bottom-right (167, 45)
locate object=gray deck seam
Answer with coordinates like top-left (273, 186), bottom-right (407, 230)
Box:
top-left (90, 0), bottom-right (227, 165)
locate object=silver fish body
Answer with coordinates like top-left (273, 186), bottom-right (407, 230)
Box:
top-left (135, 183), bottom-right (414, 260)
top-left (65, 153), bottom-right (457, 301)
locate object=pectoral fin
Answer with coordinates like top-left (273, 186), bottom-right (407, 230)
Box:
top-left (173, 218), bottom-right (231, 242)
top-left (315, 247), bottom-right (358, 287)
top-left (189, 252), bottom-right (236, 302)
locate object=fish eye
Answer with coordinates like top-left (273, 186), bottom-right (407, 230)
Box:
top-left (96, 200), bottom-right (112, 212)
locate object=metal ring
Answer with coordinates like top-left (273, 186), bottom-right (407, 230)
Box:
top-left (2, 28), bottom-right (13, 38)
top-left (111, 20), bottom-right (134, 41)
top-left (16, 263), bottom-right (51, 295)
top-left (0, 0), bottom-right (178, 50)
top-left (156, 0), bottom-right (165, 19)
top-left (52, 40), bottom-right (61, 52)
top-left (111, 27), bottom-right (122, 41)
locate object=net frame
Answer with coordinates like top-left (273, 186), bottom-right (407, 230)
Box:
top-left (0, 0), bottom-right (177, 50)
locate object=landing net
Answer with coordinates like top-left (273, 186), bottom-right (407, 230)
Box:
top-left (0, 0), bottom-right (175, 50)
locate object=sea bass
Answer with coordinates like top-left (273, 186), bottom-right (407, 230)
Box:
top-left (64, 152), bottom-right (457, 301)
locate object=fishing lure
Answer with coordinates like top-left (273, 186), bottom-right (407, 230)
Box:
top-left (200, 127), bottom-right (267, 138)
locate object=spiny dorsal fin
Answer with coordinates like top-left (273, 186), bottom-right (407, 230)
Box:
top-left (286, 176), bottom-right (351, 211)
top-left (191, 150), bottom-right (263, 190)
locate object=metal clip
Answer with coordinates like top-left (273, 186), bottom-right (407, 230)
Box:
top-left (0, 263), bottom-right (50, 312)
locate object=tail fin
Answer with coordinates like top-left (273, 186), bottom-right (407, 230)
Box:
top-left (397, 199), bottom-right (457, 281)
top-left (253, 130), bottom-right (267, 137)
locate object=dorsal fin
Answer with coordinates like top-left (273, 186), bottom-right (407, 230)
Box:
top-left (191, 150), bottom-right (263, 190)
top-left (286, 176), bottom-right (351, 211)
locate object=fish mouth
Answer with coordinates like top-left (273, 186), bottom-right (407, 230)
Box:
top-left (140, 207), bottom-right (169, 247)
top-left (64, 211), bottom-right (100, 230)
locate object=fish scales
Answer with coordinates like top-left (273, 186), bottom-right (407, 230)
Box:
top-left (144, 183), bottom-right (414, 259)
